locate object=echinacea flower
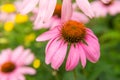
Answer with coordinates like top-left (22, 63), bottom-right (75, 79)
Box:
top-left (32, 3), bottom-right (89, 30)
top-left (20, 0), bottom-right (94, 27)
top-left (91, 0), bottom-right (120, 17)
top-left (0, 46), bottom-right (36, 80)
top-left (36, 0), bottom-right (100, 71)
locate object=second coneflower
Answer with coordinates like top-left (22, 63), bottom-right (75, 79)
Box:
top-left (36, 0), bottom-right (100, 71)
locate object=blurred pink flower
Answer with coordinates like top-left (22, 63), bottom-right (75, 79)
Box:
top-left (32, 3), bottom-right (89, 30)
top-left (14, 0), bottom-right (23, 12)
top-left (36, 0), bottom-right (100, 71)
top-left (0, 12), bottom-right (15, 22)
top-left (91, 0), bottom-right (120, 17)
top-left (20, 0), bottom-right (93, 27)
top-left (0, 46), bottom-right (36, 80)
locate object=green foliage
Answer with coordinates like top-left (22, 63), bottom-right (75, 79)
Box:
top-left (0, 0), bottom-right (120, 80)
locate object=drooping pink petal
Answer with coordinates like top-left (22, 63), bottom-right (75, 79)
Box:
top-left (108, 1), bottom-right (120, 15)
top-left (17, 74), bottom-right (25, 80)
top-left (71, 12), bottom-right (89, 23)
top-left (100, 0), bottom-right (111, 4)
top-left (51, 40), bottom-right (67, 70)
top-left (11, 46), bottom-right (24, 63)
top-left (0, 75), bottom-right (8, 80)
top-left (49, 17), bottom-right (61, 29)
top-left (36, 26), bottom-right (59, 41)
top-left (24, 53), bottom-right (35, 65)
top-left (66, 45), bottom-right (80, 71)
top-left (78, 44), bottom-right (86, 68)
top-left (45, 37), bottom-right (63, 64)
top-left (76, 0), bottom-right (94, 18)
top-left (34, 16), bottom-right (61, 30)
top-left (81, 29), bottom-right (100, 63)
top-left (9, 76), bottom-right (17, 80)
top-left (61, 0), bottom-right (73, 23)
top-left (0, 49), bottom-right (12, 65)
top-left (9, 73), bottom-right (18, 80)
top-left (16, 49), bottom-right (30, 65)
top-left (91, 1), bottom-right (108, 17)
top-left (17, 67), bottom-right (36, 75)
top-left (86, 28), bottom-right (98, 40)
top-left (34, 0), bottom-right (57, 26)
top-left (20, 0), bottom-right (39, 14)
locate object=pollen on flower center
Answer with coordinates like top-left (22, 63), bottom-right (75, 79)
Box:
top-left (53, 4), bottom-right (61, 17)
top-left (1, 62), bottom-right (16, 73)
top-left (61, 20), bottom-right (86, 43)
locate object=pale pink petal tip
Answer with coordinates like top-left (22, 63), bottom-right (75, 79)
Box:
top-left (36, 27), bottom-right (58, 42)
top-left (51, 42), bottom-right (67, 70)
top-left (82, 28), bottom-right (100, 63)
top-left (66, 45), bottom-right (79, 71)
top-left (61, 0), bottom-right (73, 22)
top-left (76, 0), bottom-right (94, 18)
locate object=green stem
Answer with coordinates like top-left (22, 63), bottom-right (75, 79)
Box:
top-left (52, 70), bottom-right (59, 80)
top-left (73, 69), bottom-right (77, 80)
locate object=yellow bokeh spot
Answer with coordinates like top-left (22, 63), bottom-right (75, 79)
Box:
top-left (15, 14), bottom-right (28, 23)
top-left (0, 38), bottom-right (8, 44)
top-left (33, 59), bottom-right (41, 69)
top-left (1, 3), bottom-right (16, 13)
top-left (24, 33), bottom-right (35, 46)
top-left (4, 21), bottom-right (14, 32)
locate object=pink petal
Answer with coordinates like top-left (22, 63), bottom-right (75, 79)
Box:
top-left (76, 0), bottom-right (94, 18)
top-left (16, 49), bottom-right (30, 66)
top-left (36, 26), bottom-right (59, 41)
top-left (101, 0), bottom-right (111, 4)
top-left (51, 40), bottom-right (67, 70)
top-left (17, 74), bottom-right (25, 80)
top-left (66, 45), bottom-right (80, 71)
top-left (45, 37), bottom-right (63, 64)
top-left (9, 73), bottom-right (20, 80)
top-left (24, 53), bottom-right (35, 65)
top-left (81, 29), bottom-right (100, 63)
top-left (34, 17), bottom-right (61, 30)
top-left (0, 49), bottom-right (12, 65)
top-left (86, 28), bottom-right (98, 40)
top-left (109, 1), bottom-right (120, 15)
top-left (34, 0), bottom-right (57, 26)
top-left (91, 1), bottom-right (107, 17)
top-left (17, 67), bottom-right (36, 75)
top-left (78, 44), bottom-right (86, 68)
top-left (49, 17), bottom-right (61, 29)
top-left (11, 46), bottom-right (24, 63)
top-left (20, 0), bottom-right (39, 14)
top-left (61, 0), bottom-right (73, 23)
top-left (0, 74), bottom-right (8, 80)
top-left (71, 12), bottom-right (89, 23)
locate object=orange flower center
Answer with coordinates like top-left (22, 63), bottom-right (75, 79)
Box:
top-left (61, 20), bottom-right (86, 43)
top-left (1, 62), bottom-right (16, 73)
top-left (53, 4), bottom-right (61, 17)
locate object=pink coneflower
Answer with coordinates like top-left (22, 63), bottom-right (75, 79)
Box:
top-left (20, 0), bottom-right (94, 26)
top-left (0, 46), bottom-right (36, 80)
top-left (91, 0), bottom-right (120, 17)
top-left (36, 0), bottom-right (100, 71)
top-left (32, 3), bottom-right (89, 30)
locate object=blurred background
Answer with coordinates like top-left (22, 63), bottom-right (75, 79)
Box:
top-left (0, 0), bottom-right (120, 80)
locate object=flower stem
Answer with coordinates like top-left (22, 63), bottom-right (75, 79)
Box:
top-left (73, 69), bottom-right (77, 80)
